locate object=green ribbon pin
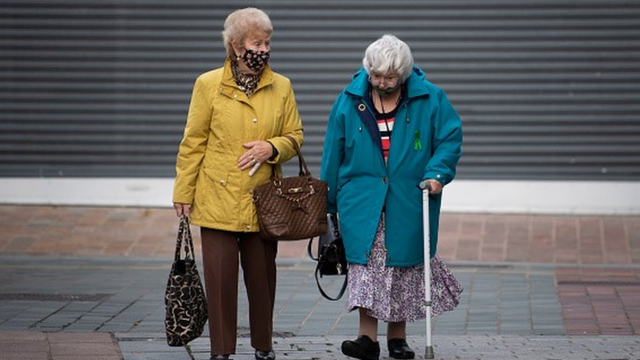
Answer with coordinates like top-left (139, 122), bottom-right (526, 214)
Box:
top-left (414, 131), bottom-right (422, 151)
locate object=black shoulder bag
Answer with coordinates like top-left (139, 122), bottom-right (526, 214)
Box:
top-left (307, 213), bottom-right (348, 301)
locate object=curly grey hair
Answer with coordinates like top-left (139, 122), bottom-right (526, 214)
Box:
top-left (362, 34), bottom-right (414, 82)
top-left (222, 8), bottom-right (273, 57)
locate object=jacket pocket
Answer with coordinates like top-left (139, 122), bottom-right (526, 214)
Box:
top-left (336, 179), bottom-right (351, 193)
top-left (203, 166), bottom-right (230, 187)
top-left (197, 166), bottom-right (231, 209)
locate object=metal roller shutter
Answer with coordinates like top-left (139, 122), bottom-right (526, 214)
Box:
top-left (1, 0), bottom-right (639, 180)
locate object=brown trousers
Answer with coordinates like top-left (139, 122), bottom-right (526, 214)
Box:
top-left (200, 227), bottom-right (278, 355)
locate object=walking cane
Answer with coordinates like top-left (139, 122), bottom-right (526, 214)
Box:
top-left (418, 180), bottom-right (435, 359)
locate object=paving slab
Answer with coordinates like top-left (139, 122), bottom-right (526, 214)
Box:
top-left (115, 333), bottom-right (640, 360)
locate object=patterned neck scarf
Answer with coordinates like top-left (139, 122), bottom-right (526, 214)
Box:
top-left (231, 58), bottom-right (262, 97)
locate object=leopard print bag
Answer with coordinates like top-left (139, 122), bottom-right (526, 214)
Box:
top-left (164, 216), bottom-right (208, 346)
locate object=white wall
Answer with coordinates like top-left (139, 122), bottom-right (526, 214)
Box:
top-left (1, 178), bottom-right (638, 215)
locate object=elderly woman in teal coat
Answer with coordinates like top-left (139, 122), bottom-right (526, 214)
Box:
top-left (320, 35), bottom-right (464, 360)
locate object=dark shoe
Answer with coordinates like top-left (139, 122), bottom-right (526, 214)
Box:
top-left (387, 338), bottom-right (415, 359)
top-left (254, 349), bottom-right (275, 360)
top-left (210, 356), bottom-right (230, 360)
top-left (341, 335), bottom-right (380, 360)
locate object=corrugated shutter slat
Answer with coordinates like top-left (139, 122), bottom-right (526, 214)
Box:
top-left (1, 0), bottom-right (639, 180)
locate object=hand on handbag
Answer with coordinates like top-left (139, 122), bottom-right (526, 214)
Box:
top-left (252, 136), bottom-right (329, 241)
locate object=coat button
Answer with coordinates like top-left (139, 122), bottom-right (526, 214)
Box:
top-left (234, 94), bottom-right (238, 99)
top-left (253, 118), bottom-right (258, 123)
top-left (382, 177), bottom-right (387, 184)
top-left (219, 180), bottom-right (225, 185)
top-left (245, 225), bottom-right (251, 230)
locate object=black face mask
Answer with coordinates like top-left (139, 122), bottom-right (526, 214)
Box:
top-left (241, 49), bottom-right (270, 73)
top-left (372, 84), bottom-right (401, 96)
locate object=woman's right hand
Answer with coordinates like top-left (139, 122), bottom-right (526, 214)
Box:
top-left (173, 203), bottom-right (191, 217)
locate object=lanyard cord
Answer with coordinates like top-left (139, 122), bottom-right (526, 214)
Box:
top-left (377, 91), bottom-right (401, 133)
top-left (380, 93), bottom-right (391, 133)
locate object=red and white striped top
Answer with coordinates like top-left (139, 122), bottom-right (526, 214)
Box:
top-left (374, 105), bottom-right (399, 162)
top-left (377, 115), bottom-right (394, 160)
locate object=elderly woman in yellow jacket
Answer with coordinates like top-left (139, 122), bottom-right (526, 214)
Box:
top-left (172, 8), bottom-right (303, 360)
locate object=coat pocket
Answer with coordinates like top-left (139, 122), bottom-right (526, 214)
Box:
top-left (196, 166), bottom-right (231, 211)
top-left (203, 166), bottom-right (230, 187)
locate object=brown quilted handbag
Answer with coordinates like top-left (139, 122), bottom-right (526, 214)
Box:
top-left (164, 216), bottom-right (208, 346)
top-left (252, 136), bottom-right (328, 241)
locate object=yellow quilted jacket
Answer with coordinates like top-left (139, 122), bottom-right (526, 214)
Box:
top-left (173, 59), bottom-right (303, 231)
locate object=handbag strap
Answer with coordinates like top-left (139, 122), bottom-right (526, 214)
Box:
top-left (285, 135), bottom-right (310, 177)
top-left (269, 135), bottom-right (311, 180)
top-left (307, 237), bottom-right (319, 261)
top-left (174, 216), bottom-right (196, 262)
top-left (314, 265), bottom-right (348, 301)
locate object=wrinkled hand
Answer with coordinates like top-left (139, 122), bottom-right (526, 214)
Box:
top-left (425, 179), bottom-right (443, 195)
top-left (238, 140), bottom-right (273, 171)
top-left (173, 203), bottom-right (191, 217)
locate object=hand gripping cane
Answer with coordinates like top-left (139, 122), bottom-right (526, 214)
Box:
top-left (418, 180), bottom-right (435, 359)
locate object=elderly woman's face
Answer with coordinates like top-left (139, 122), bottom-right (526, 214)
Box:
top-left (232, 30), bottom-right (271, 74)
top-left (243, 31), bottom-right (271, 53)
top-left (370, 71), bottom-right (401, 95)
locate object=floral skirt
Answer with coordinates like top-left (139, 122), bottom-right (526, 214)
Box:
top-left (347, 214), bottom-right (463, 323)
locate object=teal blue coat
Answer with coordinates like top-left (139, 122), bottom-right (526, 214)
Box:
top-left (320, 67), bottom-right (462, 267)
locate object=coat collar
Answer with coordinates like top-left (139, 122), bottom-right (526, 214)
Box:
top-left (344, 66), bottom-right (431, 100)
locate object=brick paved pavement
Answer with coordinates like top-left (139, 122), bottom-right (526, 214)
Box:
top-left (1, 205), bottom-right (639, 359)
top-left (1, 255), bottom-right (638, 359)
top-left (2, 206), bottom-right (639, 336)
top-left (2, 206), bottom-right (639, 264)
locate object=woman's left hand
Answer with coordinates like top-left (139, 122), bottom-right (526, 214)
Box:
top-left (425, 179), bottom-right (443, 195)
top-left (238, 140), bottom-right (273, 170)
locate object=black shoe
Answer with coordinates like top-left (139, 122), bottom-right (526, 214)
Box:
top-left (387, 338), bottom-right (415, 359)
top-left (210, 356), bottom-right (230, 360)
top-left (341, 335), bottom-right (380, 360)
top-left (254, 349), bottom-right (275, 360)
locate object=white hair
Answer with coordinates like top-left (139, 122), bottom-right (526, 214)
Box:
top-left (362, 34), bottom-right (414, 82)
top-left (222, 8), bottom-right (273, 57)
